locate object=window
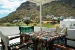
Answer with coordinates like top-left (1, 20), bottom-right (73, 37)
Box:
top-left (73, 24), bottom-right (75, 26)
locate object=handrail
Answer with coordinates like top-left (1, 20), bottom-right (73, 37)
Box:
top-left (8, 42), bottom-right (20, 47)
top-left (53, 44), bottom-right (74, 50)
top-left (60, 28), bottom-right (66, 33)
top-left (0, 42), bottom-right (2, 44)
top-left (7, 34), bottom-right (20, 36)
top-left (0, 35), bottom-right (24, 44)
top-left (8, 40), bottom-right (33, 50)
top-left (9, 35), bottom-right (23, 40)
top-left (66, 37), bottom-right (75, 41)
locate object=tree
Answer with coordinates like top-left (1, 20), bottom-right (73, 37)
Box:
top-left (23, 17), bottom-right (31, 26)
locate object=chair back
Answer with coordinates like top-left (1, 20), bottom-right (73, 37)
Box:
top-left (56, 26), bottom-right (67, 34)
top-left (19, 26), bottom-right (34, 33)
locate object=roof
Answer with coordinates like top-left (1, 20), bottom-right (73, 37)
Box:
top-left (63, 19), bottom-right (75, 21)
top-left (28, 0), bottom-right (54, 5)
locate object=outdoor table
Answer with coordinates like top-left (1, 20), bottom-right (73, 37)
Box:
top-left (21, 31), bottom-right (66, 50)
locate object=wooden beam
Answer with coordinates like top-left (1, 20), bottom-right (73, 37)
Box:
top-left (9, 36), bottom-right (22, 40)
top-left (53, 44), bottom-right (74, 50)
top-left (66, 38), bottom-right (75, 41)
top-left (0, 35), bottom-right (23, 44)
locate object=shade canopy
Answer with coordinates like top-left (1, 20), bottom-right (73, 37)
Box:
top-left (27, 0), bottom-right (55, 5)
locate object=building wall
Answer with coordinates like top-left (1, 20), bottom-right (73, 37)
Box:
top-left (70, 21), bottom-right (75, 29)
top-left (60, 21), bottom-right (71, 28)
top-left (60, 21), bottom-right (75, 47)
top-left (60, 20), bottom-right (75, 29)
top-left (66, 29), bottom-right (75, 47)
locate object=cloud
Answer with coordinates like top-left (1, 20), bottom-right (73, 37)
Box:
top-left (0, 9), bottom-right (12, 14)
top-left (0, 0), bottom-right (26, 14)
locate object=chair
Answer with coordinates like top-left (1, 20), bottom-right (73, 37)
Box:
top-left (0, 32), bottom-right (32, 50)
top-left (55, 27), bottom-right (67, 44)
top-left (19, 26), bottom-right (34, 50)
top-left (19, 26), bottom-right (34, 33)
top-left (19, 26), bottom-right (34, 43)
top-left (53, 27), bottom-right (75, 50)
top-left (56, 26), bottom-right (67, 34)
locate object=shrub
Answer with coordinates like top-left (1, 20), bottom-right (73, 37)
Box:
top-left (34, 23), bottom-right (37, 26)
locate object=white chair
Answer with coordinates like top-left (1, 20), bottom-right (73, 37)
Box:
top-left (56, 26), bottom-right (67, 34)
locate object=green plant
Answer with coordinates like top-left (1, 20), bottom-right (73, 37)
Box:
top-left (24, 19), bottom-right (31, 26)
top-left (34, 23), bottom-right (37, 26)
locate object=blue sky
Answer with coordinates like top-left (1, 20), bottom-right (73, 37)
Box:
top-left (0, 0), bottom-right (26, 18)
top-left (0, 0), bottom-right (54, 18)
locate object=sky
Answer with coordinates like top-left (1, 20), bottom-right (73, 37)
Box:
top-left (0, 0), bottom-right (55, 18)
top-left (0, 0), bottom-right (27, 18)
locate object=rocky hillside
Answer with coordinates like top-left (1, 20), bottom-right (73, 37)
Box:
top-left (0, 0), bottom-right (75, 23)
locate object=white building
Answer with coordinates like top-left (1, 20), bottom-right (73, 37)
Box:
top-left (60, 19), bottom-right (75, 47)
top-left (60, 19), bottom-right (75, 29)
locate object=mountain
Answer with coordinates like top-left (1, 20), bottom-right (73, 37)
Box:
top-left (0, 0), bottom-right (75, 23)
top-left (42, 0), bottom-right (75, 16)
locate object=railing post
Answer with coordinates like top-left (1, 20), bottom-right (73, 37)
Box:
top-left (20, 32), bottom-right (23, 44)
top-left (48, 40), bottom-right (54, 50)
top-left (1, 39), bottom-right (5, 50)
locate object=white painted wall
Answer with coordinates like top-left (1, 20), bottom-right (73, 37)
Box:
top-left (66, 29), bottom-right (75, 47)
top-left (60, 21), bottom-right (70, 28)
top-left (60, 21), bottom-right (75, 29)
top-left (60, 20), bottom-right (75, 47)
